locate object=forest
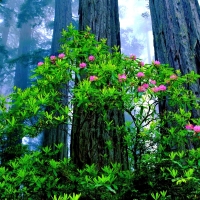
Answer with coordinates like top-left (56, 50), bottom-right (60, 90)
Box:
top-left (0, 0), bottom-right (200, 199)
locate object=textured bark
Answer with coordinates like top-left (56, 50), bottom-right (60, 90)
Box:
top-left (51, 0), bottom-right (72, 55)
top-left (149, 0), bottom-right (200, 118)
top-left (79, 0), bottom-right (121, 48)
top-left (71, 0), bottom-right (128, 169)
top-left (43, 0), bottom-right (72, 160)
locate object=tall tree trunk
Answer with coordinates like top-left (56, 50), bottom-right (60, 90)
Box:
top-left (42, 0), bottom-right (72, 160)
top-left (71, 0), bottom-right (128, 170)
top-left (149, 0), bottom-right (200, 148)
top-left (51, 0), bottom-right (72, 55)
top-left (0, 25), bottom-right (10, 86)
top-left (79, 0), bottom-right (121, 48)
top-left (0, 1), bottom-right (13, 88)
top-left (14, 22), bottom-right (32, 89)
top-left (2, 22), bottom-right (32, 163)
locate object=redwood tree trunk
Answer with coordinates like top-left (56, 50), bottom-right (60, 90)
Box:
top-left (42, 0), bottom-right (72, 160)
top-left (79, 0), bottom-right (121, 48)
top-left (0, 0), bottom-right (13, 82)
top-left (14, 22), bottom-right (31, 89)
top-left (51, 0), bottom-right (72, 55)
top-left (0, 25), bottom-right (10, 85)
top-left (2, 22), bottom-right (32, 163)
top-left (149, 0), bottom-right (200, 118)
top-left (71, 0), bottom-right (128, 169)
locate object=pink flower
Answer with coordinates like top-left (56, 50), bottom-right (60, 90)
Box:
top-left (185, 124), bottom-right (194, 130)
top-left (142, 83), bottom-right (149, 89)
top-left (170, 74), bottom-right (178, 80)
top-left (153, 60), bottom-right (160, 66)
top-left (80, 62), bottom-right (87, 68)
top-left (150, 80), bottom-right (156, 85)
top-left (58, 53), bottom-right (65, 59)
top-left (138, 86), bottom-right (146, 92)
top-left (152, 85), bottom-right (166, 92)
top-left (118, 74), bottom-right (127, 82)
top-left (137, 72), bottom-right (145, 78)
top-left (193, 125), bottom-right (200, 133)
top-left (50, 55), bottom-right (56, 61)
top-left (151, 87), bottom-right (160, 93)
top-left (90, 75), bottom-right (98, 81)
top-left (158, 85), bottom-right (167, 91)
top-left (88, 55), bottom-right (95, 61)
top-left (139, 61), bottom-right (144, 66)
top-left (37, 62), bottom-right (44, 66)
top-left (130, 54), bottom-right (136, 60)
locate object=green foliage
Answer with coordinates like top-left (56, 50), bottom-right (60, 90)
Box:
top-left (77, 163), bottom-right (135, 199)
top-left (1, 24), bottom-right (200, 199)
top-left (53, 193), bottom-right (81, 200)
top-left (0, 146), bottom-right (77, 199)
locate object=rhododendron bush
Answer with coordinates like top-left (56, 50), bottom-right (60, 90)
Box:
top-left (0, 24), bottom-right (200, 199)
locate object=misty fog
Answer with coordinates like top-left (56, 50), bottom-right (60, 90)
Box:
top-left (0, 0), bottom-right (153, 95)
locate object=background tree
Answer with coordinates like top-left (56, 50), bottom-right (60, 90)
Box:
top-left (14, 0), bottom-right (51, 89)
top-left (42, 0), bottom-right (72, 160)
top-left (71, 0), bottom-right (128, 169)
top-left (0, 0), bottom-right (15, 91)
top-left (0, 0), bottom-right (54, 95)
top-left (149, 0), bottom-right (200, 120)
top-left (0, 0), bottom-right (56, 162)
top-left (51, 0), bottom-right (72, 55)
top-left (13, 23), bottom-right (32, 90)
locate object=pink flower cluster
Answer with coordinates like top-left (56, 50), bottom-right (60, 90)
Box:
top-left (50, 55), bottom-right (56, 61)
top-left (150, 80), bottom-right (156, 85)
top-left (130, 54), bottom-right (136, 60)
top-left (139, 61), bottom-right (144, 67)
top-left (170, 74), bottom-right (178, 80)
top-left (80, 62), bottom-right (87, 68)
top-left (137, 72), bottom-right (145, 78)
top-left (138, 83), bottom-right (149, 92)
top-left (138, 86), bottom-right (146, 92)
top-left (151, 85), bottom-right (167, 92)
top-left (153, 60), bottom-right (160, 66)
top-left (38, 62), bottom-right (44, 66)
top-left (58, 53), bottom-right (65, 59)
top-left (118, 74), bottom-right (127, 82)
top-left (38, 53), bottom-right (65, 67)
top-left (90, 75), bottom-right (98, 81)
top-left (142, 83), bottom-right (149, 89)
top-left (185, 124), bottom-right (200, 133)
top-left (194, 126), bottom-right (200, 133)
top-left (185, 124), bottom-right (194, 130)
top-left (88, 55), bottom-right (95, 61)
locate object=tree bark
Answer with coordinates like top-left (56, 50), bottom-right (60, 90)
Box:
top-left (51, 0), bottom-right (72, 55)
top-left (79, 0), bottom-right (121, 48)
top-left (71, 0), bottom-right (128, 170)
top-left (149, 0), bottom-right (200, 118)
top-left (43, 0), bottom-right (72, 160)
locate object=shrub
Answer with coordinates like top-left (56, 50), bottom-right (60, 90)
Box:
top-left (0, 24), bottom-right (200, 199)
